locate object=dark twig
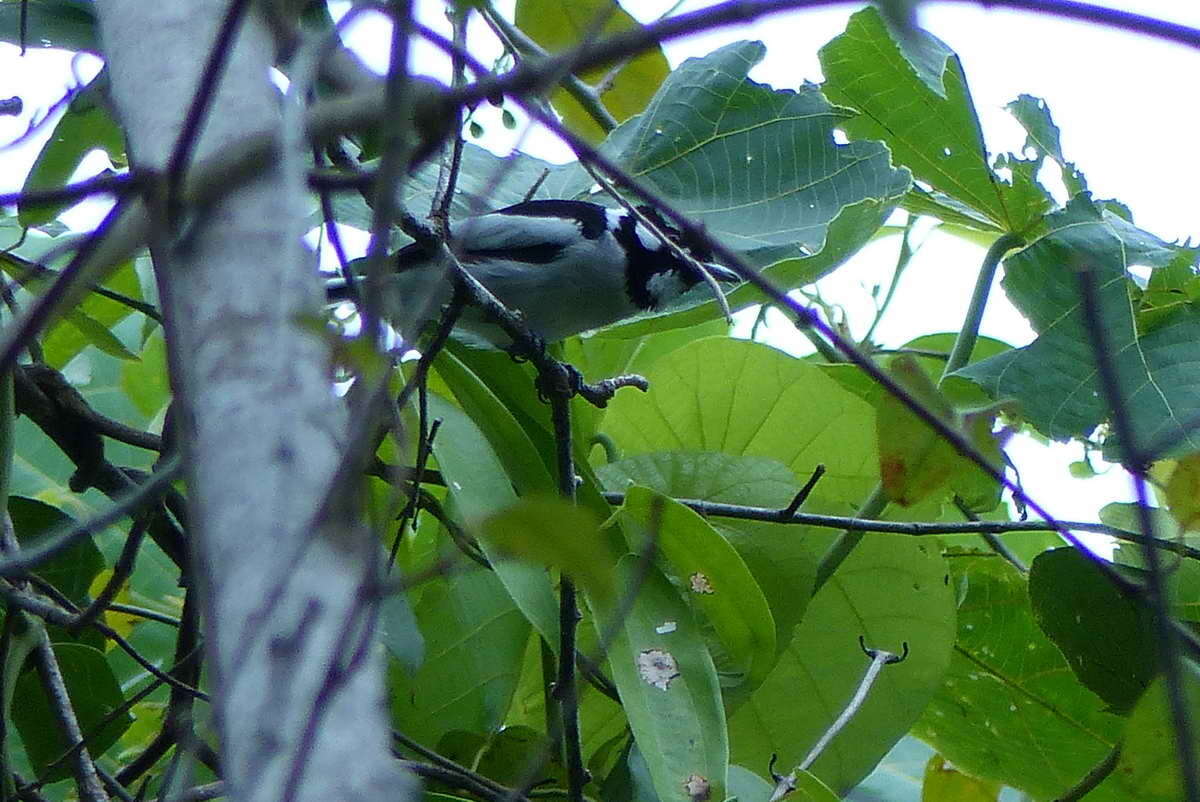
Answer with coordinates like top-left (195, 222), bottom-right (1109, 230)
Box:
top-left (432, 6), bottom-right (471, 230)
top-left (67, 514), bottom-right (149, 630)
top-left (392, 730), bottom-right (516, 799)
top-left (779, 464), bottom-right (825, 520)
top-left (0, 173), bottom-right (132, 209)
top-left (10, 577), bottom-right (209, 703)
top-left (548, 388), bottom-right (587, 802)
top-left (0, 198), bottom-right (132, 375)
top-left (597, 492), bottom-right (1200, 559)
top-left (0, 454), bottom-right (181, 579)
top-left (1078, 266), bottom-right (1199, 801)
top-left (1055, 744), bottom-right (1121, 802)
top-left (360, 0), bottom-right (417, 345)
top-left (953, 496), bottom-right (1028, 573)
top-left (164, 0), bottom-right (255, 218)
top-left (29, 626), bottom-right (107, 802)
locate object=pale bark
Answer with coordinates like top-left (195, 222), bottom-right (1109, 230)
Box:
top-left (94, 3), bottom-right (416, 800)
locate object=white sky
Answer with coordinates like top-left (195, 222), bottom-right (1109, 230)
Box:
top-left (5, 1), bottom-right (1200, 527)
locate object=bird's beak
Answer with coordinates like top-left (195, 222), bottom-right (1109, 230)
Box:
top-left (703, 262), bottom-right (743, 283)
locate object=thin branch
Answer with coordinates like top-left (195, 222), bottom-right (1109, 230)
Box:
top-left (597, 492), bottom-right (1200, 559)
top-left (392, 730), bottom-right (516, 800)
top-left (1078, 266), bottom-right (1199, 801)
top-left (954, 496), bottom-right (1028, 573)
top-left (477, 2), bottom-right (618, 133)
top-left (29, 626), bottom-right (107, 802)
top-left (0, 173), bottom-right (133, 209)
top-left (0, 455), bottom-right (182, 579)
top-left (812, 483), bottom-right (887, 594)
top-left (770, 638), bottom-right (908, 801)
top-left (164, 0), bottom-right (255, 218)
top-left (360, 0), bottom-right (417, 345)
top-left (549, 387), bottom-right (586, 802)
top-left (1054, 744), bottom-right (1121, 802)
top-left (861, 214), bottom-right (917, 345)
top-left (67, 514), bottom-right (149, 631)
top-left (432, 6), bottom-right (471, 228)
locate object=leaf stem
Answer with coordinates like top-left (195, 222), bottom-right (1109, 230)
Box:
top-left (942, 232), bottom-right (1023, 379)
top-left (812, 483), bottom-right (888, 594)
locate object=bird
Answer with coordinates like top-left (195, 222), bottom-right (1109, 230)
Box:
top-left (328, 199), bottom-right (740, 348)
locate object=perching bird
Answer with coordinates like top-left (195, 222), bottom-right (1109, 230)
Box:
top-left (328, 199), bottom-right (740, 348)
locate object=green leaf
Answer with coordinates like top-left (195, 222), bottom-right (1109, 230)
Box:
top-left (12, 642), bottom-right (133, 782)
top-left (9, 496), bottom-right (103, 602)
top-left (955, 195), bottom-right (1200, 458)
top-left (514, 0), bottom-right (669, 143)
top-left (379, 592), bottom-right (424, 676)
top-left (1028, 548), bottom-right (1155, 714)
top-left (1006, 93), bottom-right (1087, 196)
top-left (728, 764), bottom-right (773, 802)
top-left (912, 554), bottom-right (1124, 799)
top-left (728, 536), bottom-right (955, 794)
top-left (120, 329), bottom-right (170, 419)
top-left (433, 348), bottom-right (555, 495)
top-left (545, 41), bottom-right (910, 337)
top-left (1115, 670), bottom-right (1200, 801)
top-left (618, 486), bottom-right (776, 691)
top-left (597, 451), bottom-right (814, 658)
top-left (20, 74), bottom-right (123, 226)
top-left (478, 496), bottom-right (614, 601)
top-left (595, 557), bottom-right (728, 802)
top-left (0, 0), bottom-right (98, 51)
top-left (426, 393), bottom-right (559, 648)
top-left (820, 7), bottom-right (1034, 233)
top-left (921, 753), bottom-right (1002, 801)
top-left (601, 337), bottom-right (879, 506)
top-left (387, 558), bottom-right (530, 747)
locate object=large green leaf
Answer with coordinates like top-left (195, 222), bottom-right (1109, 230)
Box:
top-left (543, 40), bottom-right (910, 336)
top-left (13, 642), bottom-right (133, 782)
top-left (386, 559), bottom-right (531, 748)
top-left (618, 486), bottom-right (777, 691)
top-left (426, 393), bottom-right (559, 648)
top-left (728, 536), bottom-right (955, 794)
top-left (1114, 671), bottom-right (1200, 801)
top-left (595, 557), bottom-right (728, 802)
top-left (8, 496), bottom-right (102, 602)
top-left (597, 451), bottom-right (813, 657)
top-left (514, 0), bottom-right (669, 143)
top-left (820, 7), bottom-right (1044, 234)
top-left (954, 195), bottom-right (1200, 458)
top-left (601, 337), bottom-right (878, 506)
top-left (1028, 548), bottom-right (1155, 714)
top-left (912, 554), bottom-right (1125, 799)
top-left (20, 73), bottom-right (124, 227)
top-left (0, 0), bottom-right (98, 52)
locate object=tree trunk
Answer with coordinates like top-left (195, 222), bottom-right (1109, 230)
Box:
top-left (94, 3), bottom-right (415, 800)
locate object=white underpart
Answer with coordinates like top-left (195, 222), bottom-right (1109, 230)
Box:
top-left (646, 268), bottom-right (691, 306)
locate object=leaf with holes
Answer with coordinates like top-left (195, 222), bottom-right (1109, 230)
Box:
top-left (954, 195), bottom-right (1200, 459)
top-left (821, 7), bottom-right (1048, 234)
top-left (912, 554), bottom-right (1125, 799)
top-left (595, 557), bottom-right (728, 802)
top-left (541, 40), bottom-right (910, 336)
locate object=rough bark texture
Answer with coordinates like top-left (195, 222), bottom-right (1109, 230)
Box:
top-left (94, 3), bottom-right (415, 800)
